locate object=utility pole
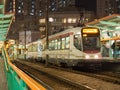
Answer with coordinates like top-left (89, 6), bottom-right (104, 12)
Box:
top-left (76, 2), bottom-right (85, 27)
top-left (15, 39), bottom-right (18, 58)
top-left (45, 0), bottom-right (49, 67)
top-left (24, 25), bottom-right (26, 60)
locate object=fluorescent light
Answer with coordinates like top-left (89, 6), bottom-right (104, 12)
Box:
top-left (115, 26), bottom-right (120, 29)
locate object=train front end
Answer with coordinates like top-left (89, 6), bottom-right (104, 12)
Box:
top-left (81, 27), bottom-right (102, 59)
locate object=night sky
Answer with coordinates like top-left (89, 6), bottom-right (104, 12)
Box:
top-left (75, 0), bottom-right (96, 12)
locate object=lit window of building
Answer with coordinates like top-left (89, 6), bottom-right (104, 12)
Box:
top-left (49, 17), bottom-right (54, 22)
top-left (72, 18), bottom-right (77, 23)
top-left (39, 10), bottom-right (42, 16)
top-left (68, 18), bottom-right (77, 23)
top-left (39, 27), bottom-right (45, 32)
top-left (68, 18), bottom-right (72, 23)
top-left (62, 18), bottom-right (67, 23)
top-left (39, 19), bottom-right (46, 23)
top-left (18, 10), bottom-right (21, 13)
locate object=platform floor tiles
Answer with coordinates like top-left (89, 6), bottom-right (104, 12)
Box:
top-left (0, 58), bottom-right (8, 90)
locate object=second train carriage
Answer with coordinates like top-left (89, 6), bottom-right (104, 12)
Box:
top-left (27, 40), bottom-right (42, 60)
top-left (26, 27), bottom-right (102, 67)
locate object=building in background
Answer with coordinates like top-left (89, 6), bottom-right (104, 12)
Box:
top-left (97, 0), bottom-right (120, 18)
top-left (5, 0), bottom-right (95, 43)
top-left (19, 31), bottom-right (40, 45)
top-left (115, 0), bottom-right (120, 14)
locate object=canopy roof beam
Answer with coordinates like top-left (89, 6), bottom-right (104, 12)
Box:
top-left (99, 21), bottom-right (120, 26)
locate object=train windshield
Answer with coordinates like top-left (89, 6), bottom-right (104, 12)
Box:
top-left (82, 36), bottom-right (101, 52)
top-left (81, 27), bottom-right (101, 53)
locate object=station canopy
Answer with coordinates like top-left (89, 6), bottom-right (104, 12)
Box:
top-left (0, 5), bottom-right (13, 41)
top-left (85, 14), bottom-right (120, 40)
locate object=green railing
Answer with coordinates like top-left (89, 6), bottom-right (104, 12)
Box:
top-left (2, 46), bottom-right (46, 90)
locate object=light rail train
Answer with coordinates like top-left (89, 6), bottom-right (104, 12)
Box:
top-left (26, 27), bottom-right (102, 67)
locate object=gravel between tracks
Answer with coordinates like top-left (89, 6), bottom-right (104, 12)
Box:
top-left (16, 60), bottom-right (120, 90)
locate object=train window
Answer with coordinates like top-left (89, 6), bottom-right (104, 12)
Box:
top-left (43, 43), bottom-right (46, 50)
top-left (58, 38), bottom-right (61, 50)
top-left (52, 40), bottom-right (55, 50)
top-left (74, 35), bottom-right (81, 50)
top-left (49, 41), bottom-right (52, 50)
top-left (62, 38), bottom-right (65, 49)
top-left (65, 37), bottom-right (70, 49)
top-left (27, 46), bottom-right (30, 51)
top-left (32, 44), bottom-right (35, 51)
top-left (55, 39), bottom-right (58, 50)
top-left (29, 44), bottom-right (31, 51)
top-left (33, 44), bottom-right (37, 52)
top-left (49, 36), bottom-right (69, 50)
top-left (31, 45), bottom-right (33, 51)
top-left (30, 46), bottom-right (32, 51)
top-left (31, 44), bottom-right (33, 51)
top-left (38, 43), bottom-right (43, 51)
top-left (83, 37), bottom-right (100, 51)
top-left (49, 40), bottom-right (55, 50)
top-left (18, 49), bottom-right (21, 54)
top-left (35, 44), bottom-right (38, 51)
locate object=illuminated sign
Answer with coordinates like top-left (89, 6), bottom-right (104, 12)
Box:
top-left (82, 28), bottom-right (99, 34)
top-left (83, 34), bottom-right (87, 37)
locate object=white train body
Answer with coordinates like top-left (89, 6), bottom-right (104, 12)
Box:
top-left (27, 40), bottom-right (42, 60)
top-left (27, 27), bottom-right (101, 66)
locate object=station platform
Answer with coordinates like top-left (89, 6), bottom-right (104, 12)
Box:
top-left (0, 58), bottom-right (8, 90)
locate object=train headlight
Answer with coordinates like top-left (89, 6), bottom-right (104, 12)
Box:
top-left (85, 55), bottom-right (90, 59)
top-left (94, 55), bottom-right (99, 59)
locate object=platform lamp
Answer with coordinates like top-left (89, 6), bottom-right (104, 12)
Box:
top-left (24, 25), bottom-right (27, 60)
top-left (49, 17), bottom-right (54, 34)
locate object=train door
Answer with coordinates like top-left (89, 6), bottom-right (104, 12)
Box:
top-left (74, 34), bottom-right (82, 50)
top-left (38, 41), bottom-right (43, 61)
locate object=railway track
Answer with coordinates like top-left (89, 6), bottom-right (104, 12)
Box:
top-left (49, 63), bottom-right (120, 85)
top-left (94, 71), bottom-right (120, 83)
top-left (13, 60), bottom-right (120, 90)
top-left (13, 61), bottom-right (93, 90)
top-left (95, 71), bottom-right (120, 79)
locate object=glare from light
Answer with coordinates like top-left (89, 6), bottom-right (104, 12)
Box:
top-left (77, 32), bottom-right (80, 34)
top-left (115, 26), bottom-right (120, 29)
top-left (85, 55), bottom-right (90, 59)
top-left (49, 17), bottom-right (54, 22)
top-left (102, 29), bottom-right (108, 33)
top-left (94, 55), bottom-right (99, 59)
